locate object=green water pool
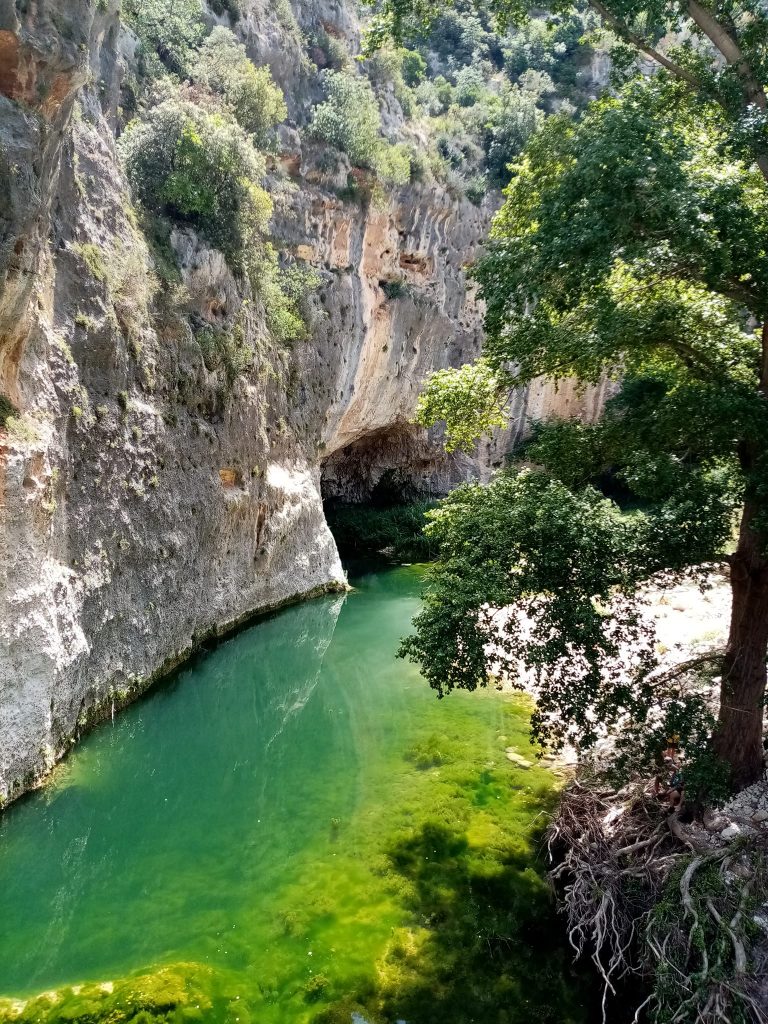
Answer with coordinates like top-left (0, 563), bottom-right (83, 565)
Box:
top-left (0, 566), bottom-right (594, 1024)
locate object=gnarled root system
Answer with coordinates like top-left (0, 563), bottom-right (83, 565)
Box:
top-left (549, 778), bottom-right (768, 1024)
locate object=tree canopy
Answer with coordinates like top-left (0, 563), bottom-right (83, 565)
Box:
top-left (363, 0), bottom-right (768, 180)
top-left (404, 66), bottom-right (768, 789)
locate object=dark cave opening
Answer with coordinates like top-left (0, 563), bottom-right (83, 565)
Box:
top-left (320, 423), bottom-right (454, 561)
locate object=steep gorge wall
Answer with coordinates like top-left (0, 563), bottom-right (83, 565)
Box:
top-left (0, 0), bottom-right (602, 804)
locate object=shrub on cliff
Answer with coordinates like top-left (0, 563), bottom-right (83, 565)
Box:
top-left (193, 27), bottom-right (287, 147)
top-left (123, 0), bottom-right (205, 78)
top-left (120, 94), bottom-right (271, 269)
top-left (308, 70), bottom-right (411, 186)
top-left (309, 71), bottom-right (382, 167)
top-left (483, 86), bottom-right (542, 186)
top-left (0, 394), bottom-right (18, 429)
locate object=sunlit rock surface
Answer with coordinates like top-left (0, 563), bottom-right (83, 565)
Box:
top-left (0, 0), bottom-right (604, 803)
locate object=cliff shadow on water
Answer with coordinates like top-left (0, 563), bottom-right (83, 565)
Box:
top-left (0, 566), bottom-right (599, 1024)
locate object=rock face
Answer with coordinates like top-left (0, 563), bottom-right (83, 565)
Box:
top-left (0, 0), bottom-right (603, 804)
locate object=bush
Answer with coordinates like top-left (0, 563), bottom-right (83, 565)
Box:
top-left (414, 76), bottom-right (453, 115)
top-left (308, 28), bottom-right (349, 71)
top-left (400, 48), bottom-right (427, 87)
top-left (308, 70), bottom-right (411, 185)
top-left (251, 249), bottom-right (319, 345)
top-left (123, 0), bottom-right (205, 78)
top-left (0, 394), bottom-right (18, 428)
top-left (120, 93), bottom-right (271, 267)
top-left (196, 323), bottom-right (251, 385)
top-left (308, 70), bottom-right (382, 169)
top-left (454, 65), bottom-right (485, 107)
top-left (423, 7), bottom-right (497, 69)
top-left (382, 277), bottom-right (409, 299)
top-left (502, 12), bottom-right (597, 104)
top-left (464, 173), bottom-right (487, 204)
top-left (484, 87), bottom-right (542, 186)
top-left (194, 27), bottom-right (286, 147)
top-left (365, 46), bottom-right (419, 116)
top-left (374, 142), bottom-right (412, 186)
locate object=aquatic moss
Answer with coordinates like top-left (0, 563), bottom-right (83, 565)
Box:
top-left (0, 964), bottom-right (219, 1024)
top-left (0, 569), bottom-right (596, 1024)
top-left (0, 700), bottom-right (592, 1024)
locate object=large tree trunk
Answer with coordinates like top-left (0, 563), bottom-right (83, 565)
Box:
top-left (713, 499), bottom-right (768, 790)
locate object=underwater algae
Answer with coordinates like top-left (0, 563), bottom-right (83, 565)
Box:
top-left (0, 568), bottom-right (593, 1024)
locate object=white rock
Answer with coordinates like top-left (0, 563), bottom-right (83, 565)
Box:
top-left (721, 823), bottom-right (742, 841)
top-left (505, 749), bottom-right (533, 768)
top-left (703, 812), bottom-right (728, 832)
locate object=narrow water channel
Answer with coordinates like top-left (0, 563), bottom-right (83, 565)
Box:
top-left (0, 566), bottom-right (593, 1024)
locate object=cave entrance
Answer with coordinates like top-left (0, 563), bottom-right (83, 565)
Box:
top-left (320, 423), bottom-right (467, 561)
top-left (320, 423), bottom-right (447, 508)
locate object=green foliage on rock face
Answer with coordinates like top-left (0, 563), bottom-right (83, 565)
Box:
top-left (197, 323), bottom-right (251, 385)
top-left (400, 47), bottom-right (427, 86)
top-left (120, 93), bottom-right (271, 269)
top-left (308, 70), bottom-right (412, 185)
top-left (194, 27), bottom-right (287, 147)
top-left (123, 0), bottom-right (205, 78)
top-left (253, 250), bottom-right (321, 345)
top-left (502, 12), bottom-right (599, 100)
top-left (484, 85), bottom-right (542, 185)
top-left (208, 0), bottom-right (240, 20)
top-left (116, 0), bottom-right (314, 369)
top-left (0, 394), bottom-right (18, 428)
top-left (309, 70), bottom-right (383, 167)
top-left (381, 0), bottom-right (574, 198)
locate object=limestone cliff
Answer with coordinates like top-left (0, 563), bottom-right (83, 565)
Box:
top-left (0, 0), bottom-right (604, 804)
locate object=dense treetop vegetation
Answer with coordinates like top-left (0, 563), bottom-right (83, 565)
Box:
top-left (356, 0), bottom-right (609, 199)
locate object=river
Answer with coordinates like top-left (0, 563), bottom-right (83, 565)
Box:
top-left (0, 566), bottom-right (593, 1024)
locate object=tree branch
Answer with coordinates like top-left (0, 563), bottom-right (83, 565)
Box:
top-left (589, 0), bottom-right (704, 89)
top-left (590, 0), bottom-right (768, 184)
top-left (686, 0), bottom-right (767, 111)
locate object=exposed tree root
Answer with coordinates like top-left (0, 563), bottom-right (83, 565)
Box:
top-left (548, 777), bottom-right (768, 1024)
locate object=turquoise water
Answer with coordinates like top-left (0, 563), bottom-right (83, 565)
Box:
top-left (0, 567), bottom-right (591, 1024)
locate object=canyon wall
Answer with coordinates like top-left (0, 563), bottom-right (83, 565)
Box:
top-left (0, 0), bottom-right (603, 804)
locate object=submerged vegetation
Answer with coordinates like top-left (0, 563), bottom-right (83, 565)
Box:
top-left (0, 571), bottom-right (593, 1024)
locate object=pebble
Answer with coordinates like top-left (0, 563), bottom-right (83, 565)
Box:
top-left (752, 809), bottom-right (768, 823)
